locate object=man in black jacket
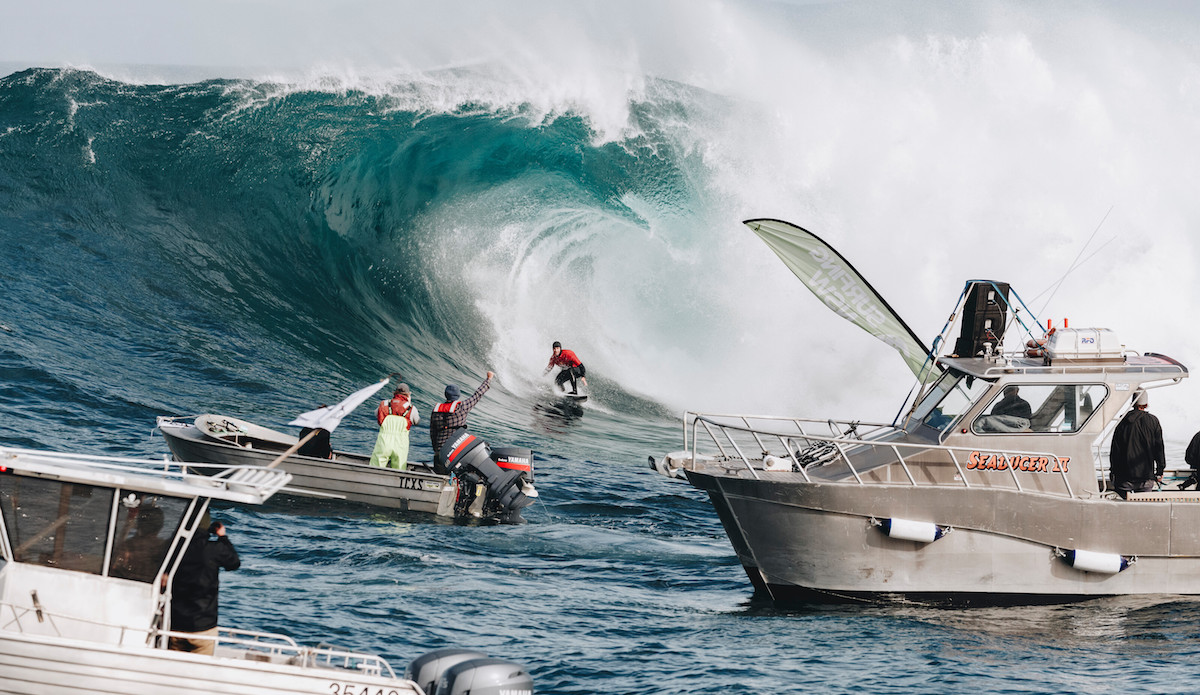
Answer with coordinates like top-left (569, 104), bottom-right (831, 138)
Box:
top-left (1179, 430), bottom-right (1200, 490)
top-left (1110, 391), bottom-right (1166, 499)
top-left (169, 517), bottom-right (240, 655)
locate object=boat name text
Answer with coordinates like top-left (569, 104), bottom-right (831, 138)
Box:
top-left (966, 451), bottom-right (1069, 474)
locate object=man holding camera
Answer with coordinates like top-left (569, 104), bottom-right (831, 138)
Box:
top-left (168, 516), bottom-right (241, 655)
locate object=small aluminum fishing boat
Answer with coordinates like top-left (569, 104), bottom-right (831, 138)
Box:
top-left (157, 414), bottom-right (537, 522)
top-left (655, 219), bottom-right (1200, 606)
top-left (0, 446), bottom-right (532, 694)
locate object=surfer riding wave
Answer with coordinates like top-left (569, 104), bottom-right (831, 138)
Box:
top-left (544, 341), bottom-right (587, 395)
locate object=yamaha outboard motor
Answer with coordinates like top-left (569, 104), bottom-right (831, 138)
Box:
top-left (438, 429), bottom-right (535, 523)
top-left (407, 649), bottom-right (487, 695)
top-left (407, 649), bottom-right (534, 695)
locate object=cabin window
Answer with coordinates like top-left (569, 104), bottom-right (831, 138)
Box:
top-left (911, 371), bottom-right (992, 432)
top-left (108, 492), bottom-right (191, 583)
top-left (971, 384), bottom-right (1108, 434)
top-left (0, 475), bottom-right (111, 574)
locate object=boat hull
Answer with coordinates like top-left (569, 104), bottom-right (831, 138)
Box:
top-left (0, 631), bottom-right (419, 695)
top-left (688, 466), bottom-right (1200, 606)
top-left (160, 422), bottom-right (453, 514)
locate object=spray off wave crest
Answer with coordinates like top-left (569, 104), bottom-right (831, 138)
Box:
top-left (6, 0), bottom-right (1200, 431)
top-left (0, 66), bottom-right (757, 420)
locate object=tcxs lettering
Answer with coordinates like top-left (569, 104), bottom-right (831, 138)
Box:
top-left (966, 451), bottom-right (1069, 474)
top-left (396, 477), bottom-right (426, 491)
top-left (328, 684), bottom-right (400, 695)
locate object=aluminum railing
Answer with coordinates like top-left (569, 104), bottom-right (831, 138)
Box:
top-left (0, 600), bottom-right (396, 678)
top-left (0, 446), bottom-right (292, 502)
top-left (683, 412), bottom-right (1077, 498)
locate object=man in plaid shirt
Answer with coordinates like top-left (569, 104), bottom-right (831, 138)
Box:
top-left (430, 371), bottom-right (495, 464)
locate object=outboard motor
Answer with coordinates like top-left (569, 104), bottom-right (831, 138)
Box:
top-left (406, 648), bottom-right (487, 695)
top-left (407, 649), bottom-right (534, 695)
top-left (438, 429), bottom-right (535, 522)
top-left (436, 657), bottom-right (534, 695)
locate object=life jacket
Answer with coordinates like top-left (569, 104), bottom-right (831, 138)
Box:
top-left (377, 397), bottom-right (414, 428)
top-left (434, 400), bottom-right (460, 414)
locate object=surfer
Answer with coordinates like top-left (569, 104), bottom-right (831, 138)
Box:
top-left (1109, 390), bottom-right (1166, 498)
top-left (544, 341), bottom-right (587, 394)
top-left (369, 383), bottom-right (420, 470)
top-left (430, 372), bottom-right (494, 461)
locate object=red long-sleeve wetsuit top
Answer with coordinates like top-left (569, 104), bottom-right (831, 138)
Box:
top-left (548, 349), bottom-right (583, 369)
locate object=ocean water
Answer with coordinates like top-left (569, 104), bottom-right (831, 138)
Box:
top-left (4, 9), bottom-right (1200, 690)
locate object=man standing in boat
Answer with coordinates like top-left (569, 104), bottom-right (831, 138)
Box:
top-left (169, 516), bottom-right (240, 655)
top-left (1109, 390), bottom-right (1166, 498)
top-left (369, 383), bottom-right (419, 470)
top-left (430, 371), bottom-right (494, 471)
top-left (544, 341), bottom-right (587, 394)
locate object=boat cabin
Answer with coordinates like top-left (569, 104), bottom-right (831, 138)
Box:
top-left (0, 448), bottom-right (288, 647)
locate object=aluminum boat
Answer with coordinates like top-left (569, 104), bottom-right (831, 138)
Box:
top-left (157, 414), bottom-right (537, 522)
top-left (655, 220), bottom-right (1198, 606)
top-left (0, 446), bottom-right (532, 694)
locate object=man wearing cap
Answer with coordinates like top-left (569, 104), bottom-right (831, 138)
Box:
top-left (1109, 390), bottom-right (1166, 498)
top-left (430, 372), bottom-right (494, 469)
top-left (369, 383), bottom-right (420, 470)
top-left (544, 341), bottom-right (587, 394)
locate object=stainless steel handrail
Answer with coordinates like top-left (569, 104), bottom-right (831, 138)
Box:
top-left (0, 600), bottom-right (396, 678)
top-left (683, 411), bottom-right (1076, 498)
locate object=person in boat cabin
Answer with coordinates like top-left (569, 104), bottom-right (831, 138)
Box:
top-left (111, 505), bottom-right (170, 582)
top-left (430, 372), bottom-right (494, 466)
top-left (169, 515), bottom-right (240, 656)
top-left (544, 341), bottom-right (587, 394)
top-left (297, 426), bottom-right (333, 459)
top-left (990, 385), bottom-right (1032, 420)
top-left (1109, 390), bottom-right (1167, 498)
top-left (369, 383), bottom-right (420, 470)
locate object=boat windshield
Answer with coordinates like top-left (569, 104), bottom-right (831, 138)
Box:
top-left (908, 370), bottom-right (992, 433)
top-left (0, 473), bottom-right (190, 582)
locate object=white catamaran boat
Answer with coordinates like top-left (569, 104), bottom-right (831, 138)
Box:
top-left (157, 414), bottom-right (537, 523)
top-left (0, 446), bottom-right (533, 694)
top-left (655, 218), bottom-right (1198, 606)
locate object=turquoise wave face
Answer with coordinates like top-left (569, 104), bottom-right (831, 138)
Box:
top-left (0, 67), bottom-right (709, 432)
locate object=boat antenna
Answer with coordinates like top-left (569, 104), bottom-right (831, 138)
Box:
top-left (1032, 206), bottom-right (1115, 316)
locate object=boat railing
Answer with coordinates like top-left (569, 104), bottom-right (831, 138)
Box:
top-left (191, 628), bottom-right (397, 677)
top-left (0, 446), bottom-right (292, 502)
top-left (0, 598), bottom-right (151, 646)
top-left (683, 411), bottom-right (1077, 498)
top-left (0, 599), bottom-right (395, 678)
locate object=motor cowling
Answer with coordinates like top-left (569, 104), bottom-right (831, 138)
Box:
top-left (438, 429), bottom-right (534, 521)
top-left (406, 648), bottom-right (487, 695)
top-left (435, 657), bottom-right (534, 695)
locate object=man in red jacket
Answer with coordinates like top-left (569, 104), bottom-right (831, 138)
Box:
top-left (544, 341), bottom-right (587, 394)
